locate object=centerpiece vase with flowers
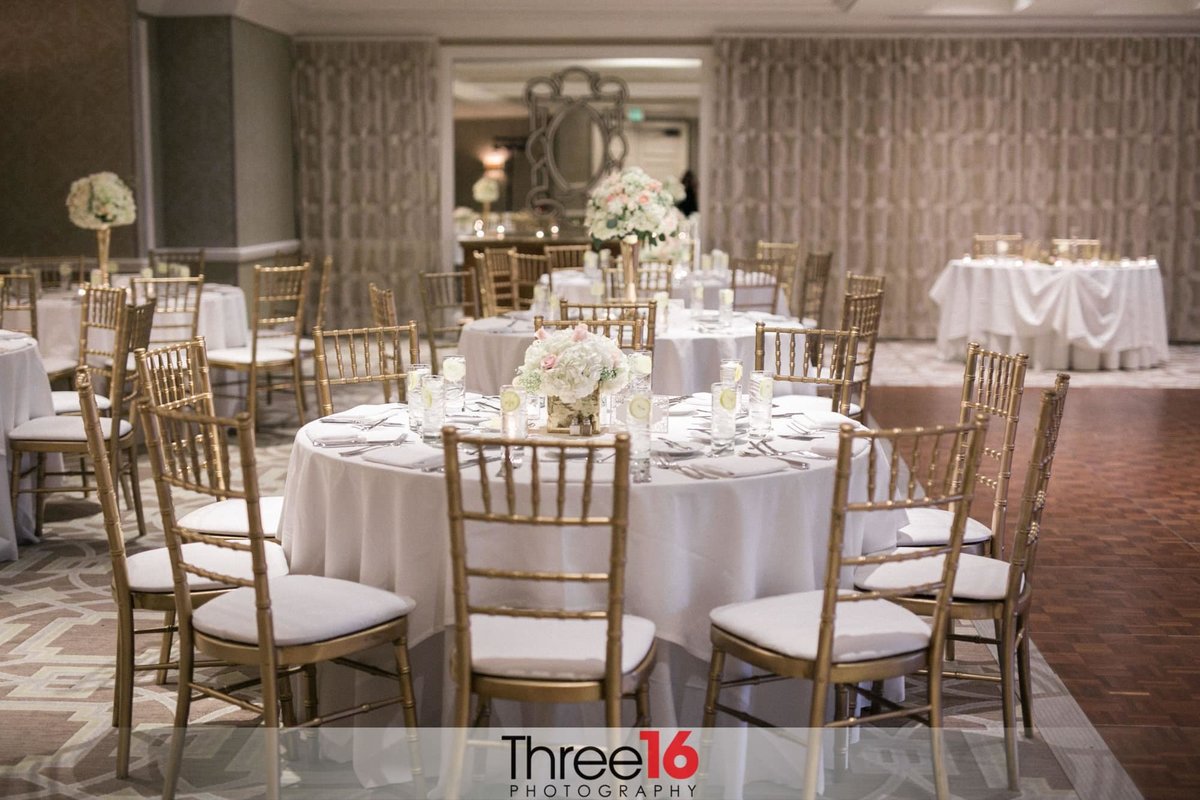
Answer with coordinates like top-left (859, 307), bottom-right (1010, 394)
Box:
top-left (66, 172), bottom-right (137, 283)
top-left (585, 167), bottom-right (679, 302)
top-left (473, 176), bottom-right (500, 231)
top-left (515, 323), bottom-right (630, 434)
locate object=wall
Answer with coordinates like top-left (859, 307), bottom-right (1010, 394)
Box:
top-left (0, 0), bottom-right (139, 257)
top-left (453, 117), bottom-right (530, 212)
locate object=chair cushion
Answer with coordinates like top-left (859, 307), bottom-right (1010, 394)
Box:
top-left (41, 355), bottom-right (78, 377)
top-left (9, 415), bottom-right (132, 441)
top-left (207, 346), bottom-right (295, 365)
top-left (177, 496), bottom-right (284, 537)
top-left (51, 390), bottom-right (111, 415)
top-left (192, 574), bottom-right (416, 647)
top-left (125, 540), bottom-right (289, 593)
top-left (854, 549), bottom-right (1018, 603)
top-left (895, 507), bottom-right (993, 547)
top-left (297, 337), bottom-right (315, 354)
top-left (709, 590), bottom-right (930, 663)
top-left (470, 614), bottom-right (656, 684)
top-left (772, 392), bottom-right (861, 418)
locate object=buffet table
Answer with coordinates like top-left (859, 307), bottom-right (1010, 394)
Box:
top-left (0, 333), bottom-right (56, 562)
top-left (929, 257), bottom-right (1170, 370)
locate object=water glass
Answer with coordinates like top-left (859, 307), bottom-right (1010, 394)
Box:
top-left (748, 371), bottom-right (773, 440)
top-left (710, 381), bottom-right (738, 455)
top-left (653, 291), bottom-right (669, 332)
top-left (719, 288), bottom-right (734, 327)
top-left (719, 358), bottom-right (744, 398)
top-left (627, 351), bottom-right (653, 393)
top-left (690, 282), bottom-right (705, 312)
top-left (442, 356), bottom-right (466, 413)
top-left (650, 394), bottom-right (670, 435)
top-left (627, 391), bottom-right (652, 483)
top-left (421, 375), bottom-right (445, 443)
top-left (499, 384), bottom-right (527, 438)
top-left (407, 363), bottom-right (430, 433)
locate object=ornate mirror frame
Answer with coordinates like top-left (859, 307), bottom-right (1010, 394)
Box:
top-left (524, 66), bottom-right (628, 220)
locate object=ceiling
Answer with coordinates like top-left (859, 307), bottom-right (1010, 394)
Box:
top-left (139, 0), bottom-right (1200, 37)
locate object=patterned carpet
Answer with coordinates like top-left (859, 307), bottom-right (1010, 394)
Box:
top-left (0, 343), bottom-right (1179, 798)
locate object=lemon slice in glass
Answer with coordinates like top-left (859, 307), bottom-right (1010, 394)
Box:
top-left (500, 389), bottom-right (522, 413)
top-left (442, 358), bottom-right (466, 382)
top-left (733, 363), bottom-right (744, 383)
top-left (628, 395), bottom-right (651, 422)
top-left (758, 380), bottom-right (773, 401)
top-left (718, 387), bottom-right (737, 412)
top-left (421, 387), bottom-right (433, 407)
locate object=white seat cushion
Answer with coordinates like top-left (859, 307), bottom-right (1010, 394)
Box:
top-left (297, 337), bottom-right (315, 354)
top-left (51, 390), bottom-right (111, 414)
top-left (895, 507), bottom-right (994, 547)
top-left (9, 415), bottom-right (132, 441)
top-left (854, 548), bottom-right (1017, 602)
top-left (192, 574), bottom-right (416, 647)
top-left (41, 355), bottom-right (78, 376)
top-left (470, 614), bottom-right (656, 685)
top-left (774, 391), bottom-right (861, 418)
top-left (710, 590), bottom-right (930, 663)
top-left (207, 346), bottom-right (295, 365)
top-left (177, 496), bottom-right (284, 537)
top-left (125, 540), bottom-right (289, 593)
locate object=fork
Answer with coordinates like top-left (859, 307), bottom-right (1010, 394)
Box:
top-left (337, 435), bottom-right (407, 458)
top-left (652, 456), bottom-right (708, 479)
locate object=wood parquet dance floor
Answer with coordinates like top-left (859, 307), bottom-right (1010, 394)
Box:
top-left (872, 386), bottom-right (1200, 800)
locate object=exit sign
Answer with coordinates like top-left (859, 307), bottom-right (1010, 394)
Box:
top-left (627, 107), bottom-right (645, 122)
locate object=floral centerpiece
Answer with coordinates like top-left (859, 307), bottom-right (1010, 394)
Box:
top-left (585, 167), bottom-right (680, 301)
top-left (473, 176), bottom-right (500, 225)
top-left (515, 323), bottom-right (630, 433)
top-left (66, 172), bottom-right (137, 275)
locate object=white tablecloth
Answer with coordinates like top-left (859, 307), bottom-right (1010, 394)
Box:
top-left (929, 258), bottom-right (1170, 370)
top-left (458, 309), bottom-right (808, 397)
top-left (0, 334), bottom-right (56, 562)
top-left (554, 268), bottom-right (785, 313)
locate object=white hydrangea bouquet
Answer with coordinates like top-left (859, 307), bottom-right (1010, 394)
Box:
top-left (472, 177), bottom-right (500, 205)
top-left (584, 166), bottom-right (679, 245)
top-left (515, 323), bottom-right (630, 432)
top-left (66, 171), bottom-right (136, 229)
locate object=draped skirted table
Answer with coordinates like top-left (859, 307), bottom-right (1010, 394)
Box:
top-left (458, 309), bottom-right (806, 397)
top-left (0, 334), bottom-right (56, 562)
top-left (280, 393), bottom-right (902, 735)
top-left (929, 258), bottom-right (1170, 370)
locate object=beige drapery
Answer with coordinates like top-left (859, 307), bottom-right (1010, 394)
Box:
top-left (708, 36), bottom-right (1200, 340)
top-left (293, 39), bottom-right (440, 326)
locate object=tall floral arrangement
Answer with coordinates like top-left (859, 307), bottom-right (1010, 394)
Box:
top-left (515, 324), bottom-right (630, 403)
top-left (66, 172), bottom-right (136, 229)
top-left (584, 167), bottom-right (679, 245)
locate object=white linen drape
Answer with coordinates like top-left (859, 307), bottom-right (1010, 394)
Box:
top-left (293, 39), bottom-right (440, 325)
top-left (708, 36), bottom-right (1200, 340)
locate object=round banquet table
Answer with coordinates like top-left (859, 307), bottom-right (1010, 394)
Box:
top-left (0, 332), bottom-right (56, 562)
top-left (457, 308), bottom-right (807, 397)
top-left (929, 257), bottom-right (1170, 370)
top-left (553, 268), bottom-right (788, 314)
top-left (280, 392), bottom-right (902, 736)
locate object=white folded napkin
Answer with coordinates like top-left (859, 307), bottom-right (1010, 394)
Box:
top-left (794, 409), bottom-right (860, 430)
top-left (306, 425), bottom-right (408, 447)
top-left (700, 454), bottom-right (788, 478)
top-left (319, 404), bottom-right (407, 427)
top-left (806, 434), bottom-right (870, 458)
top-left (362, 442), bottom-right (444, 470)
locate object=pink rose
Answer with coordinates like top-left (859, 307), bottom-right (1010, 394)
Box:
top-left (572, 323), bottom-right (590, 342)
top-left (541, 354), bottom-right (558, 370)
top-left (637, 193), bottom-right (650, 204)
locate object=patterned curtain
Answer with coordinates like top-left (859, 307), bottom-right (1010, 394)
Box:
top-left (709, 37), bottom-right (1200, 340)
top-left (293, 39), bottom-right (440, 326)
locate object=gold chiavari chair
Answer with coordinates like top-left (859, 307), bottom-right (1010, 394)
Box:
top-left (131, 276), bottom-right (204, 347)
top-left (208, 264), bottom-right (309, 427)
top-left (703, 415), bottom-right (990, 800)
top-left (420, 270), bottom-right (477, 370)
top-left (894, 342), bottom-right (1028, 560)
top-left (77, 367), bottom-right (287, 778)
top-left (730, 257), bottom-right (788, 313)
top-left (474, 248), bottom-right (516, 317)
top-left (544, 243), bottom-right (590, 270)
top-left (972, 234), bottom-right (1023, 258)
top-left (313, 322), bottom-right (421, 414)
top-left (509, 250), bottom-right (551, 310)
top-left (854, 375), bottom-right (1068, 790)
top-left (839, 284), bottom-right (884, 421)
top-left (797, 251), bottom-right (834, 326)
top-left (534, 316), bottom-right (648, 353)
top-left (149, 248), bottom-right (206, 278)
top-left (845, 272), bottom-right (886, 297)
top-left (756, 241), bottom-right (802, 317)
top-left (369, 281), bottom-right (399, 327)
top-left (141, 400), bottom-right (422, 800)
top-left (0, 272), bottom-right (40, 341)
top-left (604, 262), bottom-right (673, 302)
top-left (560, 300), bottom-right (657, 354)
top-left (9, 290), bottom-right (151, 537)
top-left (17, 255), bottom-right (88, 290)
top-left (440, 429), bottom-right (655, 799)
top-left (754, 323), bottom-right (860, 417)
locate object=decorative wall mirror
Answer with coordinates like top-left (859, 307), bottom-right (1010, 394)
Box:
top-left (524, 66), bottom-right (628, 220)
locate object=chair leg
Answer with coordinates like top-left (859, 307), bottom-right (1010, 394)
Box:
top-left (302, 663), bottom-right (319, 723)
top-left (445, 682), bottom-right (472, 800)
top-left (156, 610), bottom-right (175, 686)
top-left (1017, 615), bottom-right (1035, 739)
top-left (802, 677), bottom-right (828, 800)
top-left (279, 670), bottom-right (298, 728)
top-left (161, 632), bottom-right (194, 800)
top-left (292, 360), bottom-right (307, 425)
top-left (79, 455), bottom-right (91, 498)
top-left (9, 449), bottom-right (22, 531)
top-left (471, 696), bottom-right (492, 729)
top-left (635, 680), bottom-right (651, 727)
top-left (34, 454), bottom-right (47, 536)
top-left (125, 443), bottom-right (147, 537)
top-left (999, 615), bottom-right (1020, 791)
top-left (928, 665), bottom-right (950, 800)
top-left (393, 637), bottom-right (426, 800)
top-left (261, 661), bottom-right (282, 800)
top-left (834, 684), bottom-right (850, 777)
top-left (702, 647), bottom-right (725, 727)
top-left (115, 603), bottom-right (135, 778)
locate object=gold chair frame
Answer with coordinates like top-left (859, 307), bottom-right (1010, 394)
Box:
top-left (754, 323), bottom-right (860, 417)
top-left (510, 250), bottom-right (551, 310)
top-left (731, 257), bottom-right (788, 313)
top-left (368, 281), bottom-right (399, 328)
top-left (796, 251), bottom-right (834, 326)
top-left (559, 300), bottom-right (657, 353)
top-left (15, 255), bottom-right (88, 291)
top-left (544, 244), bottom-right (590, 270)
top-left (534, 316), bottom-right (648, 353)
top-left (474, 248), bottom-right (516, 317)
top-left (839, 285), bottom-right (884, 420)
top-left (149, 248), bottom-right (206, 278)
top-left (419, 270), bottom-right (477, 370)
top-left (131, 276), bottom-right (205, 346)
top-left (0, 273), bottom-right (39, 342)
top-left (313, 322), bottom-right (421, 414)
top-left (845, 272), bottom-right (886, 297)
top-left (703, 415), bottom-right (990, 800)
